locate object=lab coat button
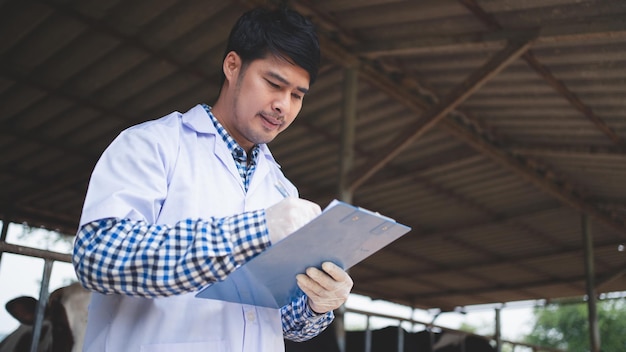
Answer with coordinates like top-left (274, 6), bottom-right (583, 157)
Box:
top-left (246, 311), bottom-right (256, 322)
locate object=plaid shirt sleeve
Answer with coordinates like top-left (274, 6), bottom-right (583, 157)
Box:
top-left (73, 212), bottom-right (334, 340)
top-left (72, 211), bottom-right (269, 297)
top-left (281, 294), bottom-right (334, 341)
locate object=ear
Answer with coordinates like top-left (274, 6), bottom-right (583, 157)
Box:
top-left (6, 296), bottom-right (38, 325)
top-left (223, 51), bottom-right (242, 84)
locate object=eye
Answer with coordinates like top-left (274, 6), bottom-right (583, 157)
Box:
top-left (291, 93), bottom-right (303, 101)
top-left (266, 79), bottom-right (280, 89)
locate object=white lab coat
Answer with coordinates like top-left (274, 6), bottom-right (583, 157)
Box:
top-left (79, 104), bottom-right (297, 352)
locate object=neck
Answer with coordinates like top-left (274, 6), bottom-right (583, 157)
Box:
top-left (210, 99), bottom-right (256, 155)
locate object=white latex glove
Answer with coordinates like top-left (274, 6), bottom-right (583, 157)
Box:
top-left (296, 262), bottom-right (353, 314)
top-left (265, 197), bottom-right (321, 244)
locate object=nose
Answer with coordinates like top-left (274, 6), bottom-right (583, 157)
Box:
top-left (271, 92), bottom-right (290, 117)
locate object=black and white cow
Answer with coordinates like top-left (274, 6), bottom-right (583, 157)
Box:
top-left (285, 323), bottom-right (341, 352)
top-left (0, 283), bottom-right (90, 352)
top-left (286, 322), bottom-right (497, 352)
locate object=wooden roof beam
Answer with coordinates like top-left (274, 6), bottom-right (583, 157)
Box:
top-left (367, 240), bottom-right (624, 285)
top-left (508, 144), bottom-right (626, 158)
top-left (303, 1), bottom-right (626, 236)
top-left (523, 51), bottom-right (625, 145)
top-left (400, 265), bottom-right (625, 302)
top-left (458, 0), bottom-right (626, 145)
top-left (356, 16), bottom-right (626, 57)
top-left (597, 263), bottom-right (626, 290)
top-left (442, 118), bottom-right (626, 235)
top-left (348, 38), bottom-right (535, 192)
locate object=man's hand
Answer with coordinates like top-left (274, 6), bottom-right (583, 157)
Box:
top-left (296, 262), bottom-right (353, 314)
top-left (266, 198), bottom-right (321, 244)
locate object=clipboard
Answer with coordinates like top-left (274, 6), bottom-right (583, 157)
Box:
top-left (195, 200), bottom-right (411, 308)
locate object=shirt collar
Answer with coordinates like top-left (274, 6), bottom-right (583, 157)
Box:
top-left (202, 104), bottom-right (260, 164)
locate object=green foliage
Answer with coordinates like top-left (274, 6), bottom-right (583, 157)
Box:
top-left (458, 322), bottom-right (478, 333)
top-left (499, 343), bottom-right (515, 352)
top-left (525, 298), bottom-right (626, 352)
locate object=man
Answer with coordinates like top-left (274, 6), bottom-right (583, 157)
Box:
top-left (72, 7), bottom-right (353, 352)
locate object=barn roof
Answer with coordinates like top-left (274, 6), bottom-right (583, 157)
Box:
top-left (1, 0), bottom-right (625, 311)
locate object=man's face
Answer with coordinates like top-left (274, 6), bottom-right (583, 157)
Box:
top-left (224, 53), bottom-right (310, 152)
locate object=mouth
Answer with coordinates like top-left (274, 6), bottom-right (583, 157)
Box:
top-left (259, 112), bottom-right (284, 130)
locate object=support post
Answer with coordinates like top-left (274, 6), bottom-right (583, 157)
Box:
top-left (364, 315), bottom-right (371, 352)
top-left (0, 218), bottom-right (9, 269)
top-left (495, 307), bottom-right (502, 352)
top-left (30, 259), bottom-right (54, 352)
top-left (397, 322), bottom-right (404, 352)
top-left (582, 214), bottom-right (601, 352)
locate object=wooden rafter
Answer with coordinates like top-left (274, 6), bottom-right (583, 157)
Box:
top-left (509, 144), bottom-right (626, 157)
top-left (348, 38), bottom-right (535, 192)
top-left (291, 0), bottom-right (626, 236)
top-left (356, 17), bottom-right (626, 57)
top-left (458, 0), bottom-right (625, 146)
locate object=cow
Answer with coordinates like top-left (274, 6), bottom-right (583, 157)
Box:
top-left (285, 325), bottom-right (429, 352)
top-left (0, 282), bottom-right (90, 352)
top-left (431, 330), bottom-right (496, 352)
top-left (344, 326), bottom-right (433, 352)
top-left (285, 323), bottom-right (341, 352)
top-left (285, 322), bottom-right (497, 352)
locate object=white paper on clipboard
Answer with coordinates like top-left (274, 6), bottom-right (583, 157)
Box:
top-left (195, 200), bottom-right (411, 308)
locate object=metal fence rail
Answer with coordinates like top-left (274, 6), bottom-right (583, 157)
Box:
top-left (0, 238), bottom-right (71, 352)
top-left (345, 307), bottom-right (566, 352)
top-left (0, 236), bottom-right (565, 352)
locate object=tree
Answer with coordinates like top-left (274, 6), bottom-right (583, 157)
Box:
top-left (525, 298), bottom-right (626, 351)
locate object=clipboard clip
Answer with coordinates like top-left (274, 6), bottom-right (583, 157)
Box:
top-left (370, 221), bottom-right (396, 235)
top-left (340, 209), bottom-right (397, 235)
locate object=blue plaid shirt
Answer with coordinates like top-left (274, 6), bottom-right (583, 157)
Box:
top-left (202, 104), bottom-right (259, 192)
top-left (73, 105), bottom-right (332, 341)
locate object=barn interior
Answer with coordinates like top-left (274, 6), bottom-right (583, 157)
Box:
top-left (1, 0), bottom-right (625, 350)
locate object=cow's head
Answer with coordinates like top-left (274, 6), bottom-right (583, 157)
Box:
top-left (0, 283), bottom-right (90, 352)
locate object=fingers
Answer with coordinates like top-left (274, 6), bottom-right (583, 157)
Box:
top-left (321, 262), bottom-right (352, 284)
top-left (296, 273), bottom-right (319, 295)
top-left (266, 198), bottom-right (322, 244)
top-left (296, 262), bottom-right (354, 314)
top-left (299, 263), bottom-right (352, 291)
top-left (302, 267), bottom-right (330, 290)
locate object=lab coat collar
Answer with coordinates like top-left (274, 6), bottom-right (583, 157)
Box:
top-left (181, 104), bottom-right (283, 193)
top-left (258, 143), bottom-right (281, 168)
top-left (181, 104), bottom-right (217, 134)
top-left (181, 104), bottom-right (282, 166)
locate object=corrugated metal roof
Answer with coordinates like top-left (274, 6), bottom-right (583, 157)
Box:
top-left (1, 0), bottom-right (625, 311)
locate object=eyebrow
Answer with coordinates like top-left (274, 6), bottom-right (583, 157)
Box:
top-left (267, 71), bottom-right (309, 95)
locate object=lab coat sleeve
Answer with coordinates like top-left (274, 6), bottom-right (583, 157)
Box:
top-left (74, 121), bottom-right (272, 297)
top-left (73, 215), bottom-right (271, 297)
top-left (281, 294), bottom-right (334, 341)
top-left (79, 124), bottom-right (175, 226)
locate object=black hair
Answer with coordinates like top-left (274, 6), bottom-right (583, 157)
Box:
top-left (222, 7), bottom-right (320, 85)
